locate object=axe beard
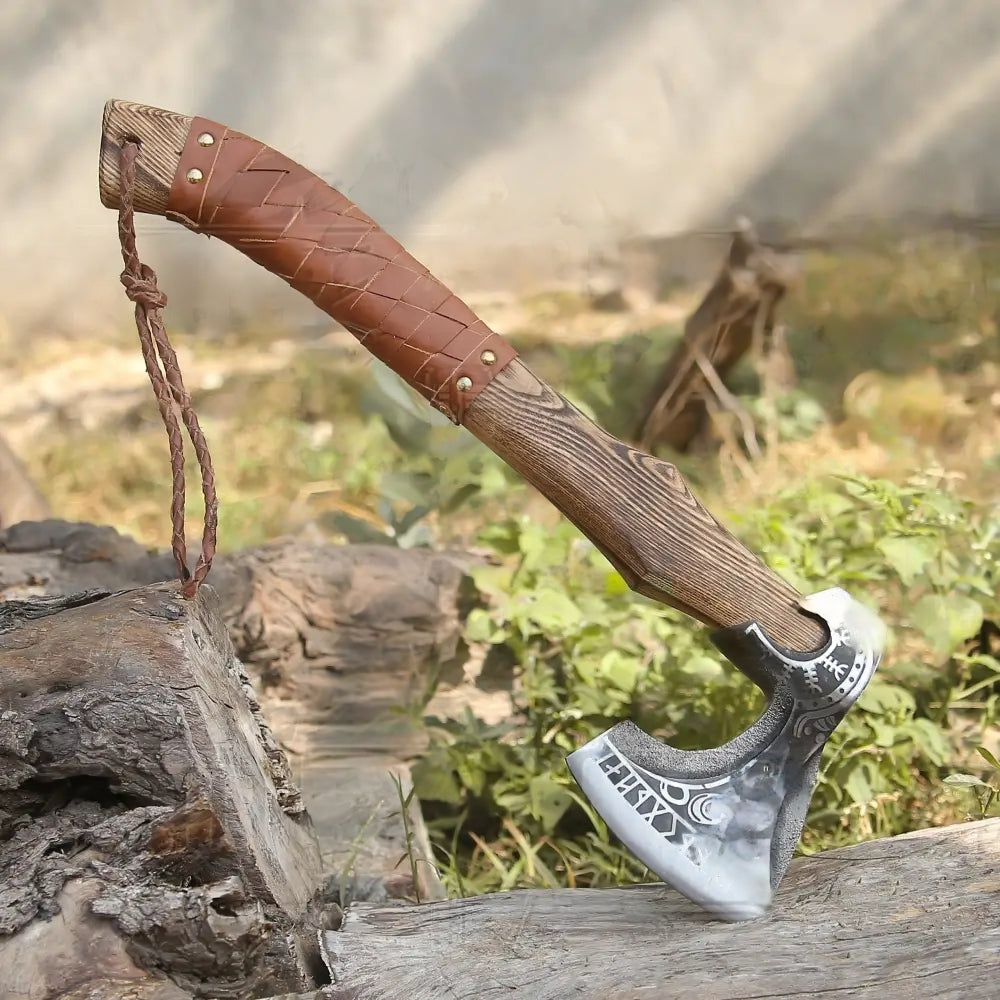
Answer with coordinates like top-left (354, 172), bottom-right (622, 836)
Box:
top-left (567, 587), bottom-right (885, 922)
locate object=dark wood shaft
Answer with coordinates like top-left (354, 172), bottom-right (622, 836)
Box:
top-left (97, 98), bottom-right (825, 651)
top-left (465, 361), bottom-right (823, 647)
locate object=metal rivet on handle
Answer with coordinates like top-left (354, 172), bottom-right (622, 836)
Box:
top-left (456, 376), bottom-right (473, 392)
top-left (186, 168), bottom-right (204, 184)
top-left (480, 349), bottom-right (497, 366)
top-left (197, 132), bottom-right (215, 147)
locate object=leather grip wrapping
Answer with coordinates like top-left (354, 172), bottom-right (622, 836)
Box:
top-left (165, 117), bottom-right (517, 424)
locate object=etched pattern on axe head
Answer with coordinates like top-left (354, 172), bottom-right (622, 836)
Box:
top-left (567, 587), bottom-right (884, 922)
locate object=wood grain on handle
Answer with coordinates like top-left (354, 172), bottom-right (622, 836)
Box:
top-left (465, 361), bottom-right (822, 646)
top-left (98, 99), bottom-right (825, 651)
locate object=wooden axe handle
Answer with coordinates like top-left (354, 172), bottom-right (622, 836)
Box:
top-left (98, 99), bottom-right (824, 650)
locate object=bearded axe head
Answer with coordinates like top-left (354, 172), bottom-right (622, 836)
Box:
top-left (568, 588), bottom-right (884, 921)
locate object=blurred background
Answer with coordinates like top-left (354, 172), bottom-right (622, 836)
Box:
top-left (4, 0), bottom-right (1000, 333)
top-left (1, 0), bottom-right (998, 894)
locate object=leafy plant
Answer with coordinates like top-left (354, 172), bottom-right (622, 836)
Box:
top-left (744, 388), bottom-right (829, 443)
top-left (413, 471), bottom-right (1000, 892)
top-left (944, 745), bottom-right (1000, 819)
top-left (321, 361), bottom-right (517, 547)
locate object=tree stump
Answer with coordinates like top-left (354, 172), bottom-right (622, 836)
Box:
top-left (0, 521), bottom-right (484, 912)
top-left (0, 584), bottom-right (324, 999)
top-left (635, 221), bottom-right (801, 454)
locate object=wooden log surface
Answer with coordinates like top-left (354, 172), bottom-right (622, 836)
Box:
top-left (4, 875), bottom-right (196, 1000)
top-left (320, 819), bottom-right (1000, 1000)
top-left (0, 520), bottom-right (477, 740)
top-left (0, 521), bottom-right (481, 902)
top-left (0, 520), bottom-right (480, 748)
top-left (0, 583), bottom-right (324, 998)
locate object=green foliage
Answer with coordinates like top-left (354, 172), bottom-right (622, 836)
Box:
top-left (321, 361), bottom-right (518, 547)
top-left (944, 745), bottom-right (1000, 819)
top-left (414, 471), bottom-right (1000, 892)
top-left (744, 389), bottom-right (829, 443)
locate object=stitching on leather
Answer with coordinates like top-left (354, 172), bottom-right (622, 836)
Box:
top-left (169, 118), bottom-right (517, 422)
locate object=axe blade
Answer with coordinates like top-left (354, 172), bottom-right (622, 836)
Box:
top-left (567, 587), bottom-right (884, 922)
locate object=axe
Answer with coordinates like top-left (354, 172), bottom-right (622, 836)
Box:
top-left (97, 100), bottom-right (885, 921)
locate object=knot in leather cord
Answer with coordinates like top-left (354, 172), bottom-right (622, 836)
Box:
top-left (121, 264), bottom-right (168, 310)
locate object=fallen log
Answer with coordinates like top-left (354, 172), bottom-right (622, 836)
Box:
top-left (0, 583), bottom-right (324, 999)
top-left (321, 818), bottom-right (1000, 1000)
top-left (0, 522), bottom-right (476, 740)
top-left (0, 521), bottom-right (480, 902)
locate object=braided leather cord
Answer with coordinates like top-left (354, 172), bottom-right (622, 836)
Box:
top-left (119, 142), bottom-right (218, 598)
top-left (167, 119), bottom-right (516, 424)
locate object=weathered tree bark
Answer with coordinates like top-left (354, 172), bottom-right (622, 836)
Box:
top-left (635, 221), bottom-right (801, 453)
top-left (0, 521), bottom-right (477, 738)
top-left (218, 537), bottom-right (478, 757)
top-left (5, 875), bottom-right (199, 1000)
top-left (0, 522), bottom-right (475, 696)
top-left (321, 818), bottom-right (1000, 1000)
top-left (0, 521), bottom-right (480, 904)
top-left (0, 584), bottom-right (324, 999)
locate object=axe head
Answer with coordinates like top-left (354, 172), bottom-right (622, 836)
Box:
top-left (567, 587), bottom-right (884, 922)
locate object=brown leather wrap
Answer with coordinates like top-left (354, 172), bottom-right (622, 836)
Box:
top-left (166, 117), bottom-right (516, 423)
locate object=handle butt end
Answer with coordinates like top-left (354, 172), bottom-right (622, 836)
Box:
top-left (99, 98), bottom-right (192, 215)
